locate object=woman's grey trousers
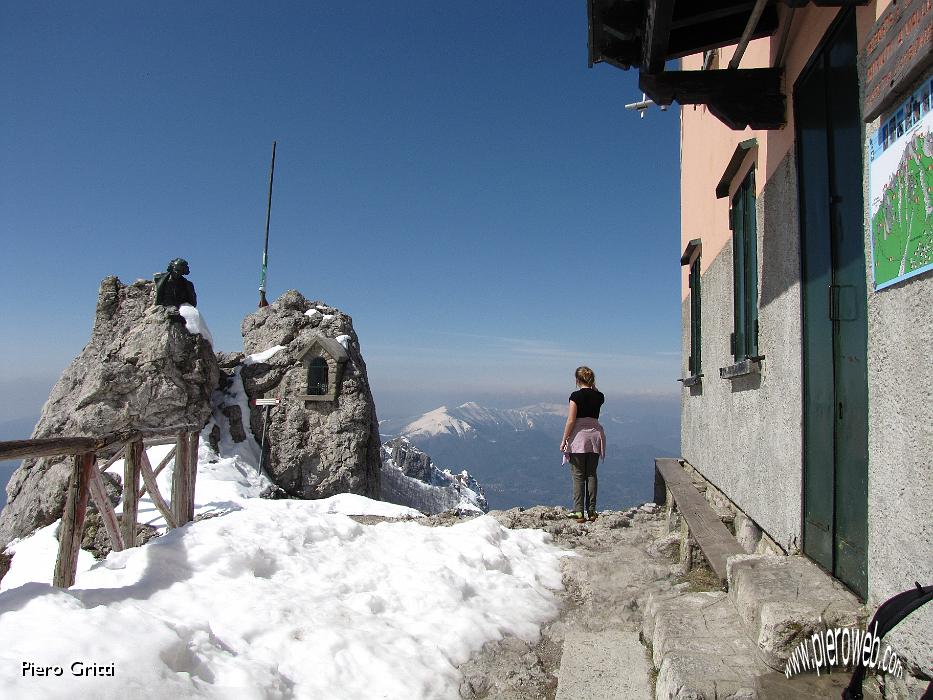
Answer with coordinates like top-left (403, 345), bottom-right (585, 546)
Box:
top-left (569, 452), bottom-right (598, 513)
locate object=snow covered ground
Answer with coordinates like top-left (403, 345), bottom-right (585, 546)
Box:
top-left (0, 426), bottom-right (566, 698)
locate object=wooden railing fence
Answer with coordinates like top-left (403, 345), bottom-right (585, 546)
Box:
top-left (0, 426), bottom-right (200, 588)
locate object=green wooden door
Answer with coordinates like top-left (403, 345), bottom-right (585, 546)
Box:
top-left (795, 10), bottom-right (868, 598)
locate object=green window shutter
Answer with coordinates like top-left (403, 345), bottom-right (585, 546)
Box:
top-left (744, 171), bottom-right (759, 358)
top-left (730, 169), bottom-right (758, 361)
top-left (690, 256), bottom-right (702, 374)
top-left (732, 185), bottom-right (746, 361)
top-left (696, 260), bottom-right (702, 373)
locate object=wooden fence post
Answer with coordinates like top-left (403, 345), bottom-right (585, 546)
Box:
top-left (87, 467), bottom-right (125, 552)
top-left (138, 446), bottom-right (177, 500)
top-left (172, 432), bottom-right (190, 526)
top-left (187, 431), bottom-right (200, 522)
top-left (122, 440), bottom-right (141, 547)
top-left (138, 449), bottom-right (177, 530)
top-left (53, 452), bottom-right (95, 588)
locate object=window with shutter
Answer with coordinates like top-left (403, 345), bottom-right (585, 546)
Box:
top-left (307, 357), bottom-right (328, 395)
top-left (689, 255), bottom-right (702, 375)
top-left (731, 170), bottom-right (759, 361)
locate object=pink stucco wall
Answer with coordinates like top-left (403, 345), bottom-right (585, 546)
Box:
top-left (679, 1), bottom-right (890, 300)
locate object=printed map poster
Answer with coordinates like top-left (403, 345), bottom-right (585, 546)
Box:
top-left (868, 77), bottom-right (933, 290)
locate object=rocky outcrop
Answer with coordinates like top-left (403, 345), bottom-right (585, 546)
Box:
top-left (385, 436), bottom-right (433, 482)
top-left (381, 437), bottom-right (487, 515)
top-left (236, 291), bottom-right (381, 500)
top-left (80, 512), bottom-right (160, 559)
top-left (0, 276), bottom-right (218, 547)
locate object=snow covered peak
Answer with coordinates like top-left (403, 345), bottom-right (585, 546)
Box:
top-left (402, 406), bottom-right (476, 439)
top-left (394, 402), bottom-right (567, 440)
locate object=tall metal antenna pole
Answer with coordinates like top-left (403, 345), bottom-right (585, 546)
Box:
top-left (258, 140), bottom-right (277, 308)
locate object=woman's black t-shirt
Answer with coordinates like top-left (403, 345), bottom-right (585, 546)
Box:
top-left (570, 388), bottom-right (604, 419)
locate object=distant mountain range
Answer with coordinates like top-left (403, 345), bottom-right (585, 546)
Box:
top-left (1, 395), bottom-right (681, 513)
top-left (390, 401), bottom-right (565, 439)
top-left (380, 397), bottom-right (679, 511)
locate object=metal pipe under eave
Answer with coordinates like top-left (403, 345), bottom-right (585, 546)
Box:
top-left (728, 0), bottom-right (770, 69)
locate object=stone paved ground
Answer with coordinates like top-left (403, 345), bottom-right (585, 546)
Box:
top-left (454, 505), bottom-right (678, 699)
top-left (354, 507), bottom-right (928, 699)
top-left (554, 629), bottom-right (652, 699)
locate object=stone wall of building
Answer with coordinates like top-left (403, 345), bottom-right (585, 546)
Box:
top-left (862, 69), bottom-right (933, 676)
top-left (680, 150), bottom-right (804, 554)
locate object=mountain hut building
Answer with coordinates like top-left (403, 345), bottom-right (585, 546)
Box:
top-left (588, 0), bottom-right (932, 673)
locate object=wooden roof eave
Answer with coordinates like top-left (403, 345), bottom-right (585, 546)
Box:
top-left (643, 0), bottom-right (676, 74)
top-left (640, 68), bottom-right (786, 130)
top-left (589, 0), bottom-right (871, 72)
top-left (587, 1), bottom-right (870, 131)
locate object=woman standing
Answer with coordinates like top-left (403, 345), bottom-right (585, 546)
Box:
top-left (559, 366), bottom-right (606, 524)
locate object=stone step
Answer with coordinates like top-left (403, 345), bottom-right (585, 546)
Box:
top-left (641, 587), bottom-right (882, 699)
top-left (555, 628), bottom-right (652, 700)
top-left (727, 554), bottom-right (864, 670)
top-left (643, 590), bottom-right (770, 698)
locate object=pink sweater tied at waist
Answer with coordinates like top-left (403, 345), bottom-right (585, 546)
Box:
top-left (562, 417), bottom-right (606, 464)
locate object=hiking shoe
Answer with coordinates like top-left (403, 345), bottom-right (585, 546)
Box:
top-left (588, 511), bottom-right (598, 522)
top-left (569, 511), bottom-right (584, 520)
top-left (574, 512), bottom-right (586, 524)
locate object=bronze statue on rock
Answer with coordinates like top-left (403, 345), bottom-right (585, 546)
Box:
top-left (154, 258), bottom-right (197, 307)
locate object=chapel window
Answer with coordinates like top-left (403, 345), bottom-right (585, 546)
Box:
top-left (307, 357), bottom-right (328, 395)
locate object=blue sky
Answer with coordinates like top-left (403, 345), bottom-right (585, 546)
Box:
top-left (0, 1), bottom-right (681, 422)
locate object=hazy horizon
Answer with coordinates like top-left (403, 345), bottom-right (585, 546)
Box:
top-left (0, 380), bottom-right (679, 511)
top-left (0, 301), bottom-right (680, 426)
top-left (0, 370), bottom-right (679, 432)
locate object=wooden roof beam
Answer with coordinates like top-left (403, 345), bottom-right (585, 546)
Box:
top-left (588, 0), bottom-right (644, 69)
top-left (642, 0), bottom-right (676, 74)
top-left (640, 68), bottom-right (785, 130)
top-left (728, 0), bottom-right (770, 69)
top-left (667, 7), bottom-right (778, 61)
top-left (670, 2), bottom-right (758, 30)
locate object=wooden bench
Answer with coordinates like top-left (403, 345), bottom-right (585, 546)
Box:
top-left (655, 458), bottom-right (745, 585)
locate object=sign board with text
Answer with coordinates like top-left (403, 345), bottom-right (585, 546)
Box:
top-left (864, 0), bottom-right (933, 123)
top-left (868, 76), bottom-right (933, 290)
